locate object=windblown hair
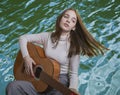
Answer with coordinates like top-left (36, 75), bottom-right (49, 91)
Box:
top-left (51, 8), bottom-right (108, 58)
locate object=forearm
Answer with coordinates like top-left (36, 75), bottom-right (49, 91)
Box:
top-left (69, 54), bottom-right (80, 91)
top-left (69, 74), bottom-right (79, 90)
top-left (19, 35), bottom-right (29, 58)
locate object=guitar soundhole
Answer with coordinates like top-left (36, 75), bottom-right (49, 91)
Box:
top-left (34, 66), bottom-right (43, 80)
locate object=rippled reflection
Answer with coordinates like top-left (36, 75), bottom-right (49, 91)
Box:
top-left (0, 0), bottom-right (120, 95)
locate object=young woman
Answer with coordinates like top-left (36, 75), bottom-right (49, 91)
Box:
top-left (6, 8), bottom-right (108, 95)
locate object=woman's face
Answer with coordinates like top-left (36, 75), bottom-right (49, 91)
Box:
top-left (59, 10), bottom-right (77, 34)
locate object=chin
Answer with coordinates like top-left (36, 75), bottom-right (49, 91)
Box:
top-left (60, 26), bottom-right (70, 32)
top-left (62, 28), bottom-right (70, 32)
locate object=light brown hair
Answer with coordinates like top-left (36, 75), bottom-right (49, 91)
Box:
top-left (51, 8), bottom-right (108, 57)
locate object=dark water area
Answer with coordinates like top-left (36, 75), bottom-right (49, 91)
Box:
top-left (0, 0), bottom-right (120, 95)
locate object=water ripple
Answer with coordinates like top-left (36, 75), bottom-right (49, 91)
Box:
top-left (25, 0), bottom-right (35, 8)
top-left (0, 0), bottom-right (120, 95)
top-left (0, 34), bottom-right (6, 42)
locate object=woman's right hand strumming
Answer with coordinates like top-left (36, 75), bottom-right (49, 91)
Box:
top-left (23, 56), bottom-right (36, 77)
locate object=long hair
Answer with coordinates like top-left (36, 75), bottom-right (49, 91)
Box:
top-left (51, 8), bottom-right (108, 57)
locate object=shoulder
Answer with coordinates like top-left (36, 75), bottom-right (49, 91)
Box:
top-left (39, 32), bottom-right (52, 37)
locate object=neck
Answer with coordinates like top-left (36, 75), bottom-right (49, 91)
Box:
top-left (61, 31), bottom-right (70, 36)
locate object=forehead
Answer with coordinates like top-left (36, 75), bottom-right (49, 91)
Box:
top-left (64, 10), bottom-right (77, 18)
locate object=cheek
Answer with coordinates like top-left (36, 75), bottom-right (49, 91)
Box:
top-left (70, 23), bottom-right (76, 29)
top-left (59, 21), bottom-right (63, 28)
top-left (59, 19), bottom-right (64, 27)
top-left (60, 18), bottom-right (65, 24)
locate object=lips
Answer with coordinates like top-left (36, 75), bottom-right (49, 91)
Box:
top-left (64, 23), bottom-right (69, 27)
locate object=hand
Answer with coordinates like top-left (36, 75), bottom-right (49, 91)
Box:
top-left (23, 56), bottom-right (36, 77)
top-left (70, 88), bottom-right (80, 95)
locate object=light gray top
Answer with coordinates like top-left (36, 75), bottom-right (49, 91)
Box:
top-left (19, 32), bottom-right (80, 90)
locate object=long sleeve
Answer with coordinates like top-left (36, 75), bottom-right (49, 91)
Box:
top-left (19, 32), bottom-right (49, 58)
top-left (69, 54), bottom-right (80, 91)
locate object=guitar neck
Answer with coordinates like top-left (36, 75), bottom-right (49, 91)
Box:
top-left (35, 67), bottom-right (76, 95)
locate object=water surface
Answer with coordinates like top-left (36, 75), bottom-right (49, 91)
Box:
top-left (0, 0), bottom-right (120, 95)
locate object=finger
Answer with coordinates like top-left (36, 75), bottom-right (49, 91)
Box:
top-left (31, 69), bottom-right (35, 78)
top-left (25, 68), bottom-right (30, 75)
top-left (24, 63), bottom-right (31, 76)
top-left (32, 60), bottom-right (36, 65)
top-left (29, 65), bottom-right (35, 77)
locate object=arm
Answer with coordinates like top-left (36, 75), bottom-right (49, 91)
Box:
top-left (19, 32), bottom-right (49, 57)
top-left (19, 32), bottom-right (49, 77)
top-left (69, 54), bottom-right (80, 91)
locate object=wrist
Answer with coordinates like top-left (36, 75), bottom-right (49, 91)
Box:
top-left (23, 55), bottom-right (30, 60)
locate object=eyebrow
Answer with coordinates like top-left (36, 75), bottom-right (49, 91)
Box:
top-left (64, 13), bottom-right (77, 21)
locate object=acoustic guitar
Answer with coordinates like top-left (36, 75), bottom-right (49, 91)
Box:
top-left (14, 42), bottom-right (79, 95)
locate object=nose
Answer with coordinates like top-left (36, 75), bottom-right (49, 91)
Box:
top-left (66, 20), bottom-right (70, 24)
top-left (66, 19), bottom-right (70, 23)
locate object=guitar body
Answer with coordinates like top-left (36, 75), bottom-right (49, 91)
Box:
top-left (14, 43), bottom-right (60, 93)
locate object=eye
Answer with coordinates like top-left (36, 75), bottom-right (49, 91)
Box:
top-left (72, 19), bottom-right (76, 23)
top-left (72, 20), bottom-right (75, 23)
top-left (63, 14), bottom-right (69, 18)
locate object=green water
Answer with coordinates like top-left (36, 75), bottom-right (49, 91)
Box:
top-left (0, 0), bottom-right (120, 95)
